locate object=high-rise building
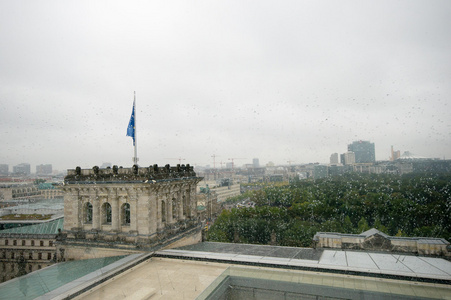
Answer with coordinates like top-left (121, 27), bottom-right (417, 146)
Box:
top-left (36, 164), bottom-right (53, 175)
top-left (0, 164), bottom-right (8, 175)
top-left (330, 153), bottom-right (339, 165)
top-left (13, 163), bottom-right (31, 175)
top-left (252, 158), bottom-right (260, 168)
top-left (390, 146), bottom-right (401, 161)
top-left (343, 152), bottom-right (356, 165)
top-left (348, 140), bottom-right (376, 163)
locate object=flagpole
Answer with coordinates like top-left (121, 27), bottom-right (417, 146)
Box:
top-left (133, 91), bottom-right (138, 165)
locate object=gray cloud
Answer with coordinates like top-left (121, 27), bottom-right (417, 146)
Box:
top-left (1, 0), bottom-right (450, 171)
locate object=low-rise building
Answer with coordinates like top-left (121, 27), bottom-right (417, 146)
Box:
top-left (313, 228), bottom-right (450, 257)
top-left (0, 218), bottom-right (63, 282)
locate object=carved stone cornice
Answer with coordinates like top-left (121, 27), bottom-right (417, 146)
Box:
top-left (64, 164), bottom-right (200, 184)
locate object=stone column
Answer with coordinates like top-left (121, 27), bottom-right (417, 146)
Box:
top-left (129, 192), bottom-right (138, 233)
top-left (76, 193), bottom-right (84, 228)
top-left (111, 189), bottom-right (119, 232)
top-left (149, 188), bottom-right (157, 235)
top-left (155, 187), bottom-right (163, 231)
top-left (92, 196), bottom-right (100, 230)
top-left (63, 187), bottom-right (81, 230)
top-left (119, 195), bottom-right (126, 226)
top-left (177, 190), bottom-right (184, 220)
top-left (186, 187), bottom-right (193, 218)
top-left (190, 184), bottom-right (197, 219)
top-left (167, 192), bottom-right (173, 224)
top-left (134, 188), bottom-right (149, 235)
top-left (186, 192), bottom-right (191, 218)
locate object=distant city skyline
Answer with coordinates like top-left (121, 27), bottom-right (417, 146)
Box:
top-left (0, 140), bottom-right (445, 174)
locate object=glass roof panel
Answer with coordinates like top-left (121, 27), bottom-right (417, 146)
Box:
top-left (0, 255), bottom-right (126, 300)
top-left (0, 217), bottom-right (64, 234)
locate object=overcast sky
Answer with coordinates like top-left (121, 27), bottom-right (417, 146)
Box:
top-left (1, 1), bottom-right (450, 172)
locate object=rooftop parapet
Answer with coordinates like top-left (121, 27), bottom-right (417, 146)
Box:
top-left (64, 164), bottom-right (198, 184)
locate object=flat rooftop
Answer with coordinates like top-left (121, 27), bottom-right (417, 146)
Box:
top-left (0, 198), bottom-right (64, 226)
top-left (1, 198), bottom-right (64, 211)
top-left (0, 242), bottom-right (450, 299)
top-left (157, 242), bottom-right (451, 282)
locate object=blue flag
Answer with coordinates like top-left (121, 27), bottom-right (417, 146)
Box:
top-left (126, 100), bottom-right (135, 145)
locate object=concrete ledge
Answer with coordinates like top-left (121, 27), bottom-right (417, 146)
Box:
top-left (36, 252), bottom-right (153, 300)
top-left (155, 248), bottom-right (451, 285)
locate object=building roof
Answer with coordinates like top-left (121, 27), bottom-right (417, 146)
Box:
top-left (1, 243), bottom-right (450, 299)
top-left (0, 217), bottom-right (64, 235)
top-left (1, 198), bottom-right (64, 212)
top-left (0, 254), bottom-right (131, 300)
top-left (398, 151), bottom-right (428, 160)
top-left (361, 228), bottom-right (390, 238)
top-left (314, 228), bottom-right (450, 245)
top-left (37, 183), bottom-right (55, 190)
top-left (157, 242), bottom-right (451, 282)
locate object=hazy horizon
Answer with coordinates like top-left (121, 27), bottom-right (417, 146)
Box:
top-left (1, 1), bottom-right (450, 171)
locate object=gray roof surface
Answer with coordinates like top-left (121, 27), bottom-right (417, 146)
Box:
top-left (361, 228), bottom-right (389, 238)
top-left (158, 242), bottom-right (451, 282)
top-left (314, 228), bottom-right (450, 245)
top-left (175, 241), bottom-right (323, 260)
top-left (5, 198), bottom-right (64, 211)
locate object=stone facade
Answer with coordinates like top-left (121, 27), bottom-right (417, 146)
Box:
top-left (0, 183), bottom-right (62, 201)
top-left (59, 164), bottom-right (203, 259)
top-left (0, 234), bottom-right (58, 283)
top-left (197, 192), bottom-right (221, 222)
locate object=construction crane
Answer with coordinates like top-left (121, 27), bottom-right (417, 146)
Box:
top-left (228, 158), bottom-right (246, 170)
top-left (165, 157), bottom-right (186, 164)
top-left (211, 154), bottom-right (219, 169)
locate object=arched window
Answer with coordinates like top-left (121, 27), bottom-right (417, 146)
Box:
top-left (84, 202), bottom-right (93, 223)
top-left (122, 203), bottom-right (130, 225)
top-left (102, 203), bottom-right (112, 224)
top-left (161, 201), bottom-right (166, 223)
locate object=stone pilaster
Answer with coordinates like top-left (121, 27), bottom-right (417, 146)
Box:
top-left (177, 190), bottom-right (184, 220)
top-left (127, 188), bottom-right (138, 232)
top-left (92, 195), bottom-right (100, 230)
top-left (63, 187), bottom-right (80, 230)
top-left (135, 188), bottom-right (149, 235)
top-left (111, 191), bottom-right (119, 232)
top-left (190, 184), bottom-right (197, 219)
top-left (185, 187), bottom-right (192, 218)
top-left (148, 188), bottom-right (157, 235)
top-left (167, 192), bottom-right (173, 224)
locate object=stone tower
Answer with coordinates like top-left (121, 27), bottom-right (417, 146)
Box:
top-left (59, 164), bottom-right (203, 259)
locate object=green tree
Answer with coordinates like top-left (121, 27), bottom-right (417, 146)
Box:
top-left (357, 217), bottom-right (370, 233)
top-left (343, 216), bottom-right (354, 233)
